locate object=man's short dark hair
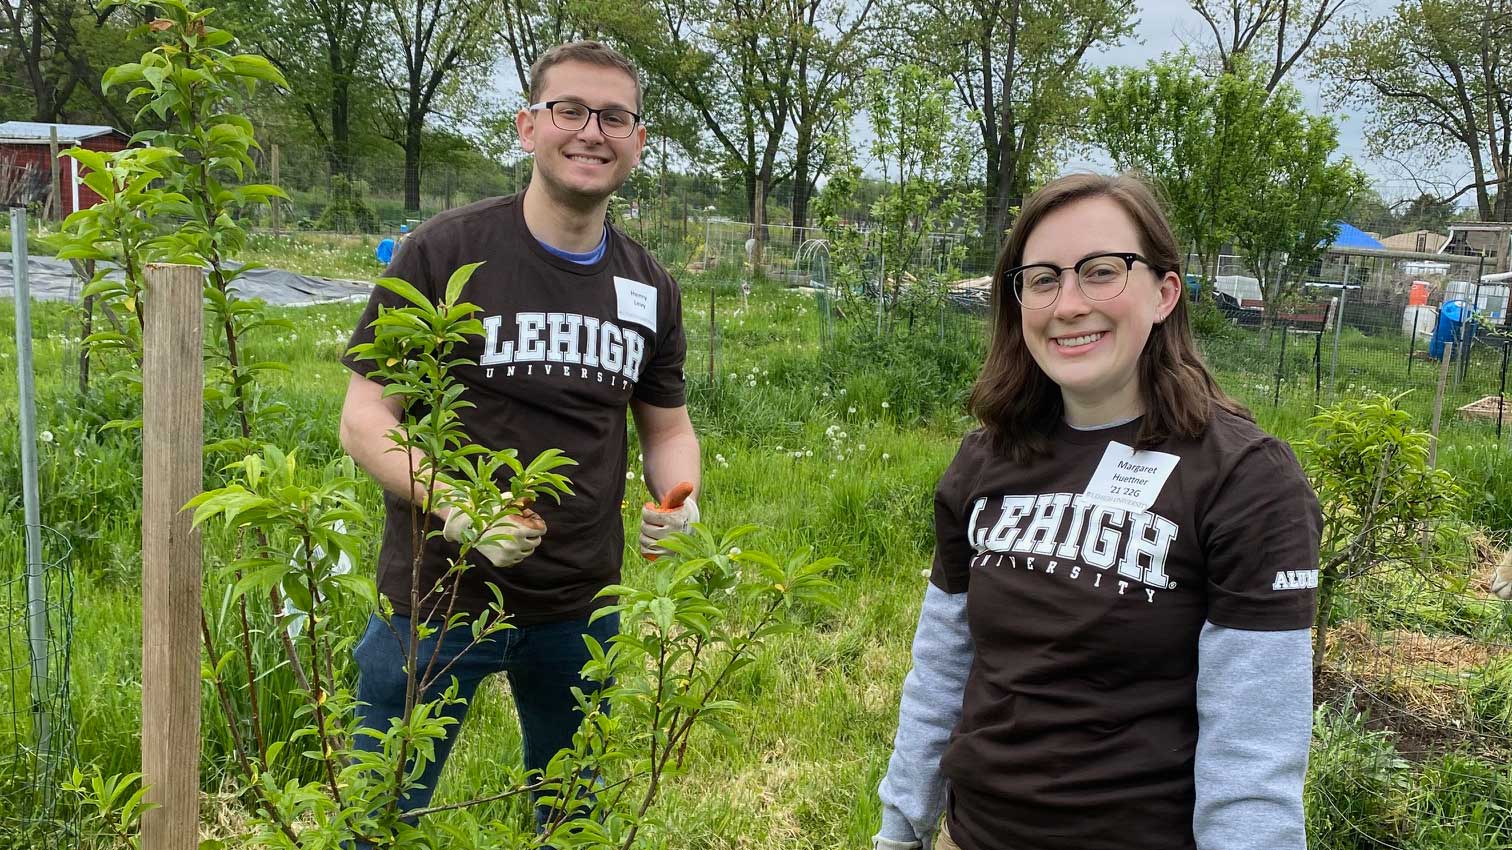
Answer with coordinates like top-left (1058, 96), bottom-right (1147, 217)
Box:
top-left (529, 41), bottom-right (643, 112)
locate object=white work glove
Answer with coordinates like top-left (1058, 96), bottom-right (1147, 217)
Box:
top-left (872, 837), bottom-right (922, 850)
top-left (1492, 556), bottom-right (1512, 600)
top-left (639, 496), bottom-right (699, 558)
top-left (440, 500), bottom-right (545, 568)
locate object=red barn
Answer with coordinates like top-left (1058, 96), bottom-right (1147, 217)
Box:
top-left (0, 121), bottom-right (131, 216)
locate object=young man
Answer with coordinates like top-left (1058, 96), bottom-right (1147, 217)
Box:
top-left (338, 40), bottom-right (701, 828)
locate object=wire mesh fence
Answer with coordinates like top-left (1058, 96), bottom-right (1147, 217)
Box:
top-left (1309, 530), bottom-right (1512, 848)
top-left (0, 524), bottom-right (77, 850)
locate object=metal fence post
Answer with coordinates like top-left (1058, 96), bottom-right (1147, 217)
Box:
top-left (1328, 286), bottom-right (1346, 400)
top-left (1274, 321), bottom-right (1289, 406)
top-left (11, 207), bottom-right (51, 761)
top-left (1498, 340), bottom-right (1509, 444)
top-left (1408, 306), bottom-right (1421, 376)
top-left (1313, 330), bottom-right (1323, 401)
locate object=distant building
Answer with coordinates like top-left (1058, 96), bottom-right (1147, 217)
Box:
top-left (0, 121), bottom-right (130, 215)
top-left (1440, 221), bottom-right (1512, 275)
top-left (1381, 229), bottom-right (1449, 254)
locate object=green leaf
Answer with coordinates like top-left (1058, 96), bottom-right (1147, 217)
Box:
top-left (374, 276), bottom-right (433, 311)
top-left (100, 63), bottom-right (144, 94)
top-left (230, 561), bottom-right (291, 604)
top-left (443, 262), bottom-right (484, 306)
top-left (649, 597), bottom-right (676, 633)
top-left (225, 54), bottom-right (288, 87)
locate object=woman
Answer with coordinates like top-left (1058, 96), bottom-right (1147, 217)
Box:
top-left (873, 173), bottom-right (1320, 850)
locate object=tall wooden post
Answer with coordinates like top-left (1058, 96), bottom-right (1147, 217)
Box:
top-left (270, 144), bottom-right (282, 237)
top-left (1422, 341), bottom-right (1454, 567)
top-left (140, 263), bottom-right (204, 850)
top-left (48, 128), bottom-right (61, 222)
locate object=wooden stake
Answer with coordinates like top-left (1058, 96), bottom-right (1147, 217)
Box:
top-left (140, 263), bottom-right (204, 850)
top-left (1428, 342), bottom-right (1453, 468)
top-left (48, 127), bottom-right (61, 222)
top-left (1422, 341), bottom-right (1453, 567)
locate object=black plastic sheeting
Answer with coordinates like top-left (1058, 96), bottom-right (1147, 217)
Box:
top-left (0, 256), bottom-right (372, 306)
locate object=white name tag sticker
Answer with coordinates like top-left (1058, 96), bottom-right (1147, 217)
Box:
top-left (1083, 441), bottom-right (1181, 513)
top-left (614, 276), bottom-right (657, 332)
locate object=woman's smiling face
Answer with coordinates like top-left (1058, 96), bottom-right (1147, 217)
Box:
top-left (1018, 195), bottom-right (1181, 423)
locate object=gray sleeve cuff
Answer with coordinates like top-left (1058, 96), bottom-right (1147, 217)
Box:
top-left (1194, 621), bottom-right (1312, 850)
top-left (876, 582), bottom-right (973, 846)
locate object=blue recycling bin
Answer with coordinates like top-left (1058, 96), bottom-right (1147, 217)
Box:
top-left (1429, 301), bottom-right (1471, 359)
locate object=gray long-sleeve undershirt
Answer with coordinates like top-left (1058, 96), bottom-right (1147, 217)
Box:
top-left (873, 591), bottom-right (1312, 850)
top-left (1193, 621), bottom-right (1312, 850)
top-left (876, 582), bottom-right (972, 850)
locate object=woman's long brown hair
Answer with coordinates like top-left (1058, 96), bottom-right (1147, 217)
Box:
top-left (968, 172), bottom-right (1249, 460)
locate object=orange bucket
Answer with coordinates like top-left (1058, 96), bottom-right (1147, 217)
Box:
top-left (1409, 281), bottom-right (1430, 305)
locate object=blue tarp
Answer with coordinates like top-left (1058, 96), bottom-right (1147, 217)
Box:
top-left (1329, 221), bottom-right (1386, 250)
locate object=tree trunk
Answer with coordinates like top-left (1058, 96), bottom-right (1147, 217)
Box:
top-left (988, 141), bottom-right (1018, 244)
top-left (744, 170), bottom-right (757, 224)
top-left (791, 124), bottom-right (813, 249)
top-left (329, 62), bottom-right (353, 179)
top-left (404, 110), bottom-right (423, 213)
top-left (1312, 569), bottom-right (1340, 674)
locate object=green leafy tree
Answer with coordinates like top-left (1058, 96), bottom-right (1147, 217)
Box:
top-left (1315, 0), bottom-right (1512, 222)
top-left (1342, 187), bottom-right (1398, 236)
top-left (1299, 395), bottom-right (1463, 672)
top-left (1088, 54), bottom-right (1362, 299)
top-left (375, 0), bottom-right (498, 212)
top-left (599, 0), bottom-right (872, 228)
top-left (219, 0), bottom-right (385, 181)
top-left (810, 105), bottom-right (870, 304)
top-left (1230, 87), bottom-right (1366, 306)
top-left (889, 0), bottom-right (1135, 241)
top-left (1398, 192), bottom-right (1459, 234)
top-left (1088, 52), bottom-right (1247, 289)
top-left (864, 64), bottom-right (982, 324)
top-left (0, 0), bottom-right (143, 126)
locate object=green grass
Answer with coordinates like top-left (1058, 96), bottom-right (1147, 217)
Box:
top-left (2, 256), bottom-right (1512, 848)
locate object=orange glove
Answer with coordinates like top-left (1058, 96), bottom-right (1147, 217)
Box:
top-left (640, 481), bottom-right (697, 560)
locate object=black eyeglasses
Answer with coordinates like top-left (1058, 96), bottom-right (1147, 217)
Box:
top-left (528, 100), bottom-right (642, 138)
top-left (1004, 252), bottom-right (1161, 310)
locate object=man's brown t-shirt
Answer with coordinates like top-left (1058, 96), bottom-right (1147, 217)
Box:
top-left (930, 411), bottom-right (1320, 850)
top-left (342, 194), bottom-right (686, 626)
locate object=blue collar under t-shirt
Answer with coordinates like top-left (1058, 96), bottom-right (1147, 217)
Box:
top-left (538, 226), bottom-right (608, 265)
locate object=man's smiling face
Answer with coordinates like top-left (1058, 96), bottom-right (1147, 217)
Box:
top-left (517, 60), bottom-right (645, 207)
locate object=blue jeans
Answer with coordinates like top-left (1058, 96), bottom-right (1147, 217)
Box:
top-left (351, 610), bottom-right (618, 834)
